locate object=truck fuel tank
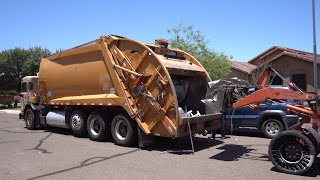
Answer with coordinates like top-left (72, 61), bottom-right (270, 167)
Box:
top-left (46, 111), bottom-right (69, 129)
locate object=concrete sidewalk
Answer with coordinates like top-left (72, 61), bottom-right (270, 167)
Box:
top-left (0, 109), bottom-right (20, 115)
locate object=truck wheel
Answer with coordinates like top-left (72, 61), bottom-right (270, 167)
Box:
top-left (262, 119), bottom-right (284, 138)
top-left (87, 112), bottom-right (110, 141)
top-left (25, 109), bottom-right (36, 130)
top-left (111, 114), bottom-right (137, 146)
top-left (70, 110), bottom-right (87, 137)
top-left (269, 130), bottom-right (316, 175)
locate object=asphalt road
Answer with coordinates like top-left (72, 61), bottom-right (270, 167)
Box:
top-left (0, 113), bottom-right (319, 180)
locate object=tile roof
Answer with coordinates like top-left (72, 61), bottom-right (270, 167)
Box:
top-left (280, 47), bottom-right (320, 63)
top-left (230, 61), bottom-right (257, 74)
top-left (249, 46), bottom-right (320, 64)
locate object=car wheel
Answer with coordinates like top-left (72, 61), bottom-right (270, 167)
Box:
top-left (25, 109), bottom-right (36, 130)
top-left (70, 110), bottom-right (87, 137)
top-left (269, 130), bottom-right (316, 175)
top-left (262, 119), bottom-right (284, 138)
top-left (87, 112), bottom-right (110, 141)
top-left (111, 114), bottom-right (137, 147)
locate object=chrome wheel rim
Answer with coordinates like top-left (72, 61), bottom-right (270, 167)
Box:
top-left (266, 122), bottom-right (280, 136)
top-left (90, 118), bottom-right (100, 136)
top-left (115, 119), bottom-right (128, 141)
top-left (71, 114), bottom-right (81, 131)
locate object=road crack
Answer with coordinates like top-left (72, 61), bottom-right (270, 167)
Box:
top-left (26, 133), bottom-right (53, 154)
top-left (26, 149), bottom-right (139, 180)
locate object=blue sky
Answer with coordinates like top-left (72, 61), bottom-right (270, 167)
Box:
top-left (0, 0), bottom-right (319, 61)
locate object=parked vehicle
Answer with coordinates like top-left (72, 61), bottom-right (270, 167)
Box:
top-left (225, 101), bottom-right (300, 138)
top-left (0, 95), bottom-right (19, 108)
top-left (19, 35), bottom-right (221, 147)
top-left (224, 86), bottom-right (300, 138)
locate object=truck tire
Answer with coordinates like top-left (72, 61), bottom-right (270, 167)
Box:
top-left (111, 114), bottom-right (137, 147)
top-left (262, 119), bottom-right (284, 138)
top-left (87, 112), bottom-right (110, 141)
top-left (25, 108), bottom-right (36, 130)
top-left (70, 110), bottom-right (87, 137)
top-left (269, 130), bottom-right (316, 175)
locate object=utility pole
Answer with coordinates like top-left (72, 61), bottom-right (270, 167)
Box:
top-left (312, 0), bottom-right (318, 95)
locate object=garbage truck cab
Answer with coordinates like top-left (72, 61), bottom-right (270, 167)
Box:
top-left (19, 76), bottom-right (39, 119)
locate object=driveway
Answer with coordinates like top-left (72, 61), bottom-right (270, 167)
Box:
top-left (0, 113), bottom-right (319, 180)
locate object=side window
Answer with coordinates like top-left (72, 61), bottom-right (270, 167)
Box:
top-left (28, 82), bottom-right (33, 91)
top-left (292, 74), bottom-right (306, 91)
top-left (271, 75), bottom-right (283, 85)
top-left (21, 82), bottom-right (27, 92)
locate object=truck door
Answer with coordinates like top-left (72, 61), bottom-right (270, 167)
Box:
top-left (238, 105), bottom-right (263, 127)
top-left (20, 81), bottom-right (27, 112)
top-left (225, 108), bottom-right (243, 127)
top-left (27, 82), bottom-right (34, 103)
top-left (20, 80), bottom-right (35, 112)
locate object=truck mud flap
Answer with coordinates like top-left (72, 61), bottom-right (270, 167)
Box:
top-left (138, 128), bottom-right (155, 148)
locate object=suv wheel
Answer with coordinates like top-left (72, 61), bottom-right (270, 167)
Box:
top-left (262, 119), bottom-right (284, 138)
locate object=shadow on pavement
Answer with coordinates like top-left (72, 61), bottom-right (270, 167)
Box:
top-left (270, 156), bottom-right (320, 177)
top-left (48, 127), bottom-right (73, 136)
top-left (143, 136), bottom-right (224, 154)
top-left (225, 127), bottom-right (264, 138)
top-left (47, 127), bottom-right (116, 142)
top-left (0, 127), bottom-right (48, 134)
top-left (210, 144), bottom-right (252, 161)
top-left (38, 127), bottom-right (224, 154)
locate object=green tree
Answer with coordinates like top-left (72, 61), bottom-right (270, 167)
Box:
top-left (0, 47), bottom-right (51, 94)
top-left (167, 24), bottom-right (231, 80)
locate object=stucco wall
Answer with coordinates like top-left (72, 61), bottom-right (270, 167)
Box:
top-left (271, 55), bottom-right (320, 93)
top-left (226, 69), bottom-right (250, 81)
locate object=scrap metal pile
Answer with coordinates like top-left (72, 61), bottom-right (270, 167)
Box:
top-left (203, 77), bottom-right (252, 114)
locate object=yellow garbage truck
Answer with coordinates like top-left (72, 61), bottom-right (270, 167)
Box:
top-left (19, 35), bottom-right (221, 147)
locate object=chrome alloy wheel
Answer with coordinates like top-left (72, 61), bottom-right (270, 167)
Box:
top-left (71, 114), bottom-right (82, 131)
top-left (266, 121), bottom-right (280, 136)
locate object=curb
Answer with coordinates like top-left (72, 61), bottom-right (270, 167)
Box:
top-left (0, 110), bottom-right (20, 115)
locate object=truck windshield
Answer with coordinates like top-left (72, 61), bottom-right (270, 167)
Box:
top-left (28, 82), bottom-right (33, 91)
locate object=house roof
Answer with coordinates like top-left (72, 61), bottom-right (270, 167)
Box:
top-left (249, 46), bottom-right (320, 65)
top-left (230, 61), bottom-right (257, 74)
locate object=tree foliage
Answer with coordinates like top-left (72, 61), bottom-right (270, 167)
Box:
top-left (167, 24), bottom-right (231, 80)
top-left (0, 47), bottom-right (51, 94)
